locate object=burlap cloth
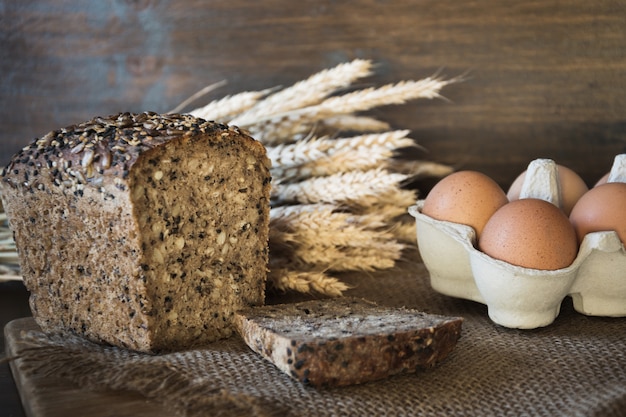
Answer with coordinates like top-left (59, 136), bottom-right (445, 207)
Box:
top-left (6, 252), bottom-right (626, 416)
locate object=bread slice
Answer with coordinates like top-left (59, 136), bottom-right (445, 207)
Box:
top-left (0, 112), bottom-right (271, 353)
top-left (234, 297), bottom-right (463, 387)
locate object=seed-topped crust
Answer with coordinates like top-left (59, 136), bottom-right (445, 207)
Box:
top-left (1, 112), bottom-right (269, 198)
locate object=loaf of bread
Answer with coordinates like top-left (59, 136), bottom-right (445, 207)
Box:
top-left (234, 297), bottom-right (463, 387)
top-left (0, 112), bottom-right (272, 353)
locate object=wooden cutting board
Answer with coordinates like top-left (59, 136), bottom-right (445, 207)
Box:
top-left (4, 318), bottom-right (166, 417)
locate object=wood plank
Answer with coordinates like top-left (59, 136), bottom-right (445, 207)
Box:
top-left (0, 281), bottom-right (31, 417)
top-left (4, 318), bottom-right (166, 417)
top-left (1, 0), bottom-right (625, 187)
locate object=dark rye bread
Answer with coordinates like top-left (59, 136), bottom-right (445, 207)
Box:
top-left (0, 112), bottom-right (271, 353)
top-left (234, 297), bottom-right (463, 387)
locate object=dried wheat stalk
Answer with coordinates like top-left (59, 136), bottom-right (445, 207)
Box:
top-left (190, 61), bottom-right (456, 296)
top-left (270, 206), bottom-right (392, 249)
top-left (241, 76), bottom-right (457, 145)
top-left (388, 159), bottom-right (455, 179)
top-left (267, 268), bottom-right (350, 297)
top-left (0, 211), bottom-right (20, 282)
top-left (187, 88), bottom-right (274, 122)
top-left (271, 169), bottom-right (409, 206)
top-left (267, 130), bottom-right (416, 181)
top-left (229, 59), bottom-right (374, 127)
top-left (322, 115), bottom-right (391, 133)
top-left (0, 60), bottom-right (456, 294)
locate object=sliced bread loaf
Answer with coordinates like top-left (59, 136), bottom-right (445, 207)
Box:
top-left (0, 112), bottom-right (271, 352)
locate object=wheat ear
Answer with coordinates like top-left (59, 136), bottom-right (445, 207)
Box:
top-left (269, 203), bottom-right (340, 218)
top-left (325, 130), bottom-right (415, 153)
top-left (274, 147), bottom-right (394, 182)
top-left (229, 59), bottom-right (374, 127)
top-left (387, 159), bottom-right (455, 179)
top-left (269, 233), bottom-right (404, 273)
top-left (266, 130), bottom-right (414, 167)
top-left (246, 76), bottom-right (456, 144)
top-left (269, 203), bottom-right (405, 274)
top-left (270, 204), bottom-right (389, 233)
top-left (321, 76), bottom-right (452, 111)
top-left (270, 205), bottom-right (391, 245)
top-left (271, 169), bottom-right (408, 206)
top-left (285, 241), bottom-right (404, 272)
top-left (271, 131), bottom-right (416, 180)
top-left (320, 115), bottom-right (391, 133)
top-left (269, 205), bottom-right (389, 249)
top-left (354, 188), bottom-right (417, 217)
top-left (187, 89), bottom-right (273, 122)
top-left (268, 268), bottom-right (349, 297)
top-left (272, 214), bottom-right (393, 248)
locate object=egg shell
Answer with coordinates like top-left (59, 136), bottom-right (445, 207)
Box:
top-left (594, 154), bottom-right (626, 186)
top-left (478, 199), bottom-right (578, 270)
top-left (422, 170), bottom-right (508, 238)
top-left (569, 182), bottom-right (626, 246)
top-left (409, 155), bottom-right (626, 329)
top-left (507, 163), bottom-right (588, 215)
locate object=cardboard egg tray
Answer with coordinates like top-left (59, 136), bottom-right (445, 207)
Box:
top-left (409, 155), bottom-right (626, 329)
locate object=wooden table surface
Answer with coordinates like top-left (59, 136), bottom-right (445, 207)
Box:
top-left (1, 0), bottom-right (626, 187)
top-left (0, 281), bottom-right (30, 417)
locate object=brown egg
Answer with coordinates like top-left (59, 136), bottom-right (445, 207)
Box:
top-left (479, 199), bottom-right (578, 270)
top-left (422, 170), bottom-right (508, 238)
top-left (569, 182), bottom-right (626, 246)
top-left (507, 164), bottom-right (588, 215)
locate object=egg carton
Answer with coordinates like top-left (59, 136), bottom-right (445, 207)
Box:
top-left (409, 155), bottom-right (626, 329)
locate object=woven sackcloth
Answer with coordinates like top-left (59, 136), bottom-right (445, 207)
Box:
top-left (6, 250), bottom-right (626, 417)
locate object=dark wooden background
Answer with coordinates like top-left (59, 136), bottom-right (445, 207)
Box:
top-left (1, 0), bottom-right (626, 188)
